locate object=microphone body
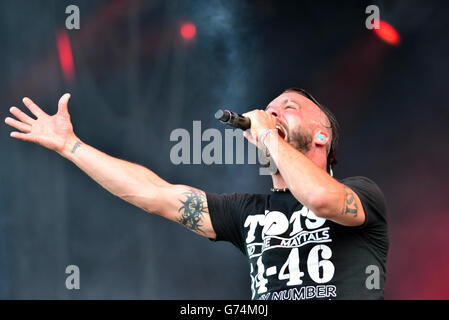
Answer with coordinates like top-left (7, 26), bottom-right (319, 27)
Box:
top-left (215, 109), bottom-right (251, 130)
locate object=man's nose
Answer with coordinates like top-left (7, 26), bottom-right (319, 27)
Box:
top-left (267, 107), bottom-right (279, 118)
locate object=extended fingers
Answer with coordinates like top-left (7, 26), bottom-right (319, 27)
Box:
top-left (4, 116), bottom-right (31, 133)
top-left (9, 106), bottom-right (35, 125)
top-left (9, 131), bottom-right (34, 142)
top-left (22, 97), bottom-right (46, 118)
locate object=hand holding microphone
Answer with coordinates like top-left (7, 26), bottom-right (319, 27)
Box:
top-left (215, 109), bottom-right (281, 149)
top-left (215, 108), bottom-right (280, 173)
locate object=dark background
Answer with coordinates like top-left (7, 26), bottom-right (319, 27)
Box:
top-left (0, 0), bottom-right (448, 299)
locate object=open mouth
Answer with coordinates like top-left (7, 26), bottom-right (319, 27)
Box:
top-left (276, 124), bottom-right (288, 141)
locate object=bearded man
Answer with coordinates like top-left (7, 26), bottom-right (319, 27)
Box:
top-left (4, 87), bottom-right (388, 300)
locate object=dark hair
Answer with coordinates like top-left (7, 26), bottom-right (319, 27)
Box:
top-left (283, 87), bottom-right (340, 173)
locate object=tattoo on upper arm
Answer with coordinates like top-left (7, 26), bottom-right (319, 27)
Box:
top-left (341, 186), bottom-right (358, 217)
top-left (71, 141), bottom-right (81, 153)
top-left (177, 188), bottom-right (208, 234)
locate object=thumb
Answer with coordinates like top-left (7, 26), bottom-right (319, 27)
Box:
top-left (58, 93), bottom-right (71, 114)
top-left (243, 129), bottom-right (256, 145)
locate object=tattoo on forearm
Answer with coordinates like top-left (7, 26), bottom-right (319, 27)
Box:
top-left (341, 186), bottom-right (358, 217)
top-left (71, 141), bottom-right (81, 153)
top-left (177, 188), bottom-right (208, 234)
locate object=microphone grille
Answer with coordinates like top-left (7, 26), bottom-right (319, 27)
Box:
top-left (214, 109), bottom-right (229, 121)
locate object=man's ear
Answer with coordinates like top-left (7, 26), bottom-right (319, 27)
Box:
top-left (314, 130), bottom-right (329, 147)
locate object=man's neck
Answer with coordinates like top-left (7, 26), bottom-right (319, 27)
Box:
top-left (270, 149), bottom-right (327, 190)
top-left (271, 173), bottom-right (289, 189)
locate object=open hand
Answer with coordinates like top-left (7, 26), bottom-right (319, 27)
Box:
top-left (5, 93), bottom-right (76, 154)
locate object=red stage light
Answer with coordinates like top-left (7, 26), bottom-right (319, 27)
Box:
top-left (373, 20), bottom-right (401, 46)
top-left (180, 22), bottom-right (196, 40)
top-left (56, 30), bottom-right (75, 81)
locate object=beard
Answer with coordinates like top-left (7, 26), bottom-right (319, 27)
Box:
top-left (258, 125), bottom-right (312, 174)
top-left (286, 125), bottom-right (313, 155)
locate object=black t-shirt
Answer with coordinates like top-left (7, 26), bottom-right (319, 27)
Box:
top-left (206, 176), bottom-right (389, 300)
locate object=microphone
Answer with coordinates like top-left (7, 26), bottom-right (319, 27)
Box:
top-left (215, 109), bottom-right (251, 130)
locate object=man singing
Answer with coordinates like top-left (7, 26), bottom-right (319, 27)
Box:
top-left (4, 88), bottom-right (388, 299)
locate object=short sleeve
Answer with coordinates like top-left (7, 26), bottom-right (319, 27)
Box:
top-left (341, 176), bottom-right (389, 259)
top-left (205, 192), bottom-right (253, 254)
top-left (342, 176), bottom-right (387, 230)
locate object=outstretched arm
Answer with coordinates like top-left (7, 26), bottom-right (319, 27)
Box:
top-left (5, 94), bottom-right (216, 238)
